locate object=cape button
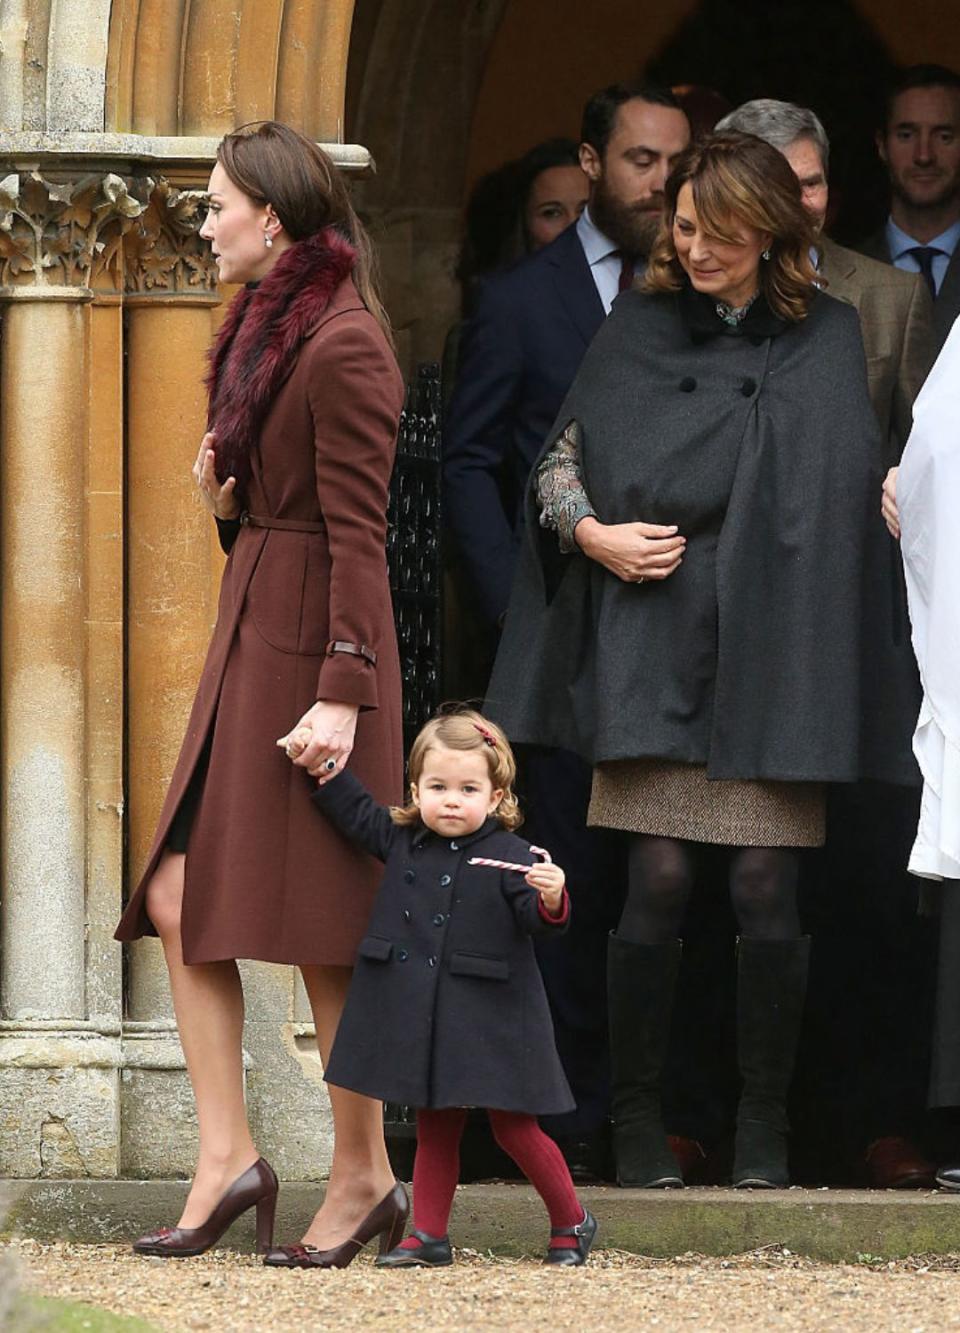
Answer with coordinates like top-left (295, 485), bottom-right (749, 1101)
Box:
top-left (450, 840), bottom-right (460, 851)
top-left (427, 955), bottom-right (438, 967)
top-left (740, 378), bottom-right (757, 397)
top-left (432, 913), bottom-right (445, 927)
top-left (403, 869), bottom-right (415, 884)
top-left (440, 874), bottom-right (452, 886)
top-left (397, 949), bottom-right (409, 962)
top-left (679, 376), bottom-right (697, 392)
top-left (403, 909), bottom-right (411, 922)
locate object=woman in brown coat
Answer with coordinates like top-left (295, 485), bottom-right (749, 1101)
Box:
top-left (115, 122), bottom-right (407, 1262)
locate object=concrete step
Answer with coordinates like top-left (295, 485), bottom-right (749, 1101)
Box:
top-left (4, 1182), bottom-right (960, 1262)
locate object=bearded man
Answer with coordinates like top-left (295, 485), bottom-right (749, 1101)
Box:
top-left (442, 83), bottom-right (690, 1181)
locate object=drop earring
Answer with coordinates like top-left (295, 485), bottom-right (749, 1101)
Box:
top-left (264, 233), bottom-right (273, 249)
top-left (761, 248), bottom-right (771, 261)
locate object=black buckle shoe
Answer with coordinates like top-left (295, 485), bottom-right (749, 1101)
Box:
top-left (376, 1228), bottom-right (453, 1268)
top-left (543, 1209), bottom-right (598, 1266)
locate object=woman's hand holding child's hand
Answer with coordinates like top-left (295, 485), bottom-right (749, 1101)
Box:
top-left (277, 727), bottom-right (312, 759)
top-left (525, 861), bottom-right (566, 917)
top-left (277, 700), bottom-right (359, 783)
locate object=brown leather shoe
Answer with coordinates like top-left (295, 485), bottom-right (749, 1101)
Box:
top-left (132, 1158), bottom-right (278, 1257)
top-left (865, 1137), bottom-right (936, 1189)
top-left (264, 1181), bottom-right (409, 1269)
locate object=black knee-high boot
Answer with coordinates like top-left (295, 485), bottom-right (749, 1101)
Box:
top-left (733, 935), bottom-right (811, 1189)
top-left (607, 934), bottom-right (683, 1188)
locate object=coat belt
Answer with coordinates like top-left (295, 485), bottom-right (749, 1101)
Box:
top-left (240, 512), bottom-right (326, 533)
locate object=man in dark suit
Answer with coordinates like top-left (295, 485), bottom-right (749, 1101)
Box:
top-left (721, 97), bottom-right (937, 1189)
top-left (859, 64), bottom-right (960, 354)
top-left (443, 84), bottom-right (690, 1178)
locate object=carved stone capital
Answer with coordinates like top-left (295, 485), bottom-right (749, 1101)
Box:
top-left (0, 172), bottom-right (147, 291)
top-left (123, 180), bottom-right (218, 296)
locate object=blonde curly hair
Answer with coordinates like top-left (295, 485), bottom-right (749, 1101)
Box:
top-left (391, 706), bottom-right (522, 831)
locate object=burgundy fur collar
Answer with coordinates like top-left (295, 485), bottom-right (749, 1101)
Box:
top-left (206, 227), bottom-right (356, 490)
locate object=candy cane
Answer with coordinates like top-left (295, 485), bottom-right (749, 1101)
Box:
top-left (468, 845), bottom-right (552, 873)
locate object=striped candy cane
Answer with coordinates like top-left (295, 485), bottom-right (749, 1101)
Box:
top-left (468, 845), bottom-right (552, 873)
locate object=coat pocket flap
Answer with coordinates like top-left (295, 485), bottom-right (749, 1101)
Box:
top-left (357, 935), bottom-right (393, 962)
top-left (448, 951), bottom-right (509, 981)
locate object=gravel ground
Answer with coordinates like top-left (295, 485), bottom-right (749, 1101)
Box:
top-left (8, 1241), bottom-right (960, 1332)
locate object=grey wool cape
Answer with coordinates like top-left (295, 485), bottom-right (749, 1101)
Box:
top-left (314, 770), bottom-right (575, 1114)
top-left (486, 284), bottom-right (919, 786)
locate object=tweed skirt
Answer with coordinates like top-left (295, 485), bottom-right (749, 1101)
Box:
top-left (588, 759), bottom-right (826, 848)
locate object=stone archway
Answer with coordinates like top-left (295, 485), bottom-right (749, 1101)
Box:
top-left (345, 0), bottom-right (510, 368)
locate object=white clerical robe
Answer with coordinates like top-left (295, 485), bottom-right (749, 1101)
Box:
top-left (898, 316), bottom-right (960, 880)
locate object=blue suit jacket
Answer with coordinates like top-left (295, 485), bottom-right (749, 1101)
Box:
top-left (443, 224), bottom-right (605, 626)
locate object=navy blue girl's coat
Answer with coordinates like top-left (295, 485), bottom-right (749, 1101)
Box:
top-left (313, 771), bottom-right (575, 1114)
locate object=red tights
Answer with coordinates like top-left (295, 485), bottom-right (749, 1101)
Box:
top-left (399, 1107), bottom-right (583, 1251)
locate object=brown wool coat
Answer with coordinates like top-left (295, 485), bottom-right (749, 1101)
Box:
top-left (115, 272), bottom-right (405, 965)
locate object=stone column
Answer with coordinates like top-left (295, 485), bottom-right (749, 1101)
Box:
top-left (0, 170), bottom-right (144, 1177)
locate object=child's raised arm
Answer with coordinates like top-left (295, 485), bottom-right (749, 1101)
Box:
top-left (310, 769), bottom-right (398, 863)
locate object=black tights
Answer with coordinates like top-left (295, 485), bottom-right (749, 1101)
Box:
top-left (617, 835), bottom-right (801, 945)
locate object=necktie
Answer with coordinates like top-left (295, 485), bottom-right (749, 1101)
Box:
top-left (617, 254), bottom-right (636, 293)
top-left (906, 246), bottom-right (942, 301)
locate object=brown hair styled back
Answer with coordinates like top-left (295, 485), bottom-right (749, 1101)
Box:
top-left (392, 707), bottom-right (523, 831)
top-left (644, 131), bottom-right (818, 322)
top-left (217, 120), bottom-right (392, 343)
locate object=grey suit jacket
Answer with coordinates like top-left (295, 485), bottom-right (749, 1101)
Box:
top-left (820, 236), bottom-right (936, 465)
top-left (857, 226), bottom-right (960, 358)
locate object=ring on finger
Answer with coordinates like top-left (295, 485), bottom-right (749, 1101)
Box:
top-left (636, 575), bottom-right (647, 584)
top-left (323, 757), bottom-right (338, 773)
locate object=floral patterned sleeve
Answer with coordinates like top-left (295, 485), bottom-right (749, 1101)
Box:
top-left (535, 419), bottom-right (596, 554)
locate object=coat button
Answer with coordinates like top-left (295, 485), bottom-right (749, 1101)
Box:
top-left (397, 949), bottom-right (409, 962)
top-left (679, 376), bottom-right (696, 392)
top-left (403, 909), bottom-right (411, 922)
top-left (740, 378), bottom-right (757, 397)
top-left (440, 874), bottom-right (452, 886)
top-left (432, 913), bottom-right (445, 927)
top-left (427, 955), bottom-right (437, 967)
top-left (450, 840), bottom-right (460, 851)
top-left (404, 869), bottom-right (415, 884)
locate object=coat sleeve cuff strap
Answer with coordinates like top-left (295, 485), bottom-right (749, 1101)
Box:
top-left (326, 639), bottom-right (377, 667)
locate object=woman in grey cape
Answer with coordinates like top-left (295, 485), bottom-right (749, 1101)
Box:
top-left (487, 133), bottom-right (917, 1191)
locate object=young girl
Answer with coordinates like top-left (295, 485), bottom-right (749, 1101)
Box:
top-left (277, 707), bottom-right (597, 1267)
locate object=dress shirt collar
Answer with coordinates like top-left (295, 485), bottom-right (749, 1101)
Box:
top-left (886, 216), bottom-right (960, 261)
top-left (577, 205), bottom-right (619, 267)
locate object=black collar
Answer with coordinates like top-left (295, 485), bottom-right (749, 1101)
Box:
top-left (411, 816), bottom-right (501, 849)
top-left (679, 281), bottom-right (790, 342)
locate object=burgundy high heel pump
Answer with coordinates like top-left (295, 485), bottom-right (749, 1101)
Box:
top-left (132, 1158), bottom-right (279, 1258)
top-left (264, 1181), bottom-right (409, 1269)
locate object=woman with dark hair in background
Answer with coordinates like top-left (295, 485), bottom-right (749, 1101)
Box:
top-left (115, 121), bottom-right (408, 1266)
top-left (443, 138), bottom-right (589, 695)
top-left (488, 132), bottom-right (915, 1191)
top-left (455, 137), bottom-right (590, 321)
